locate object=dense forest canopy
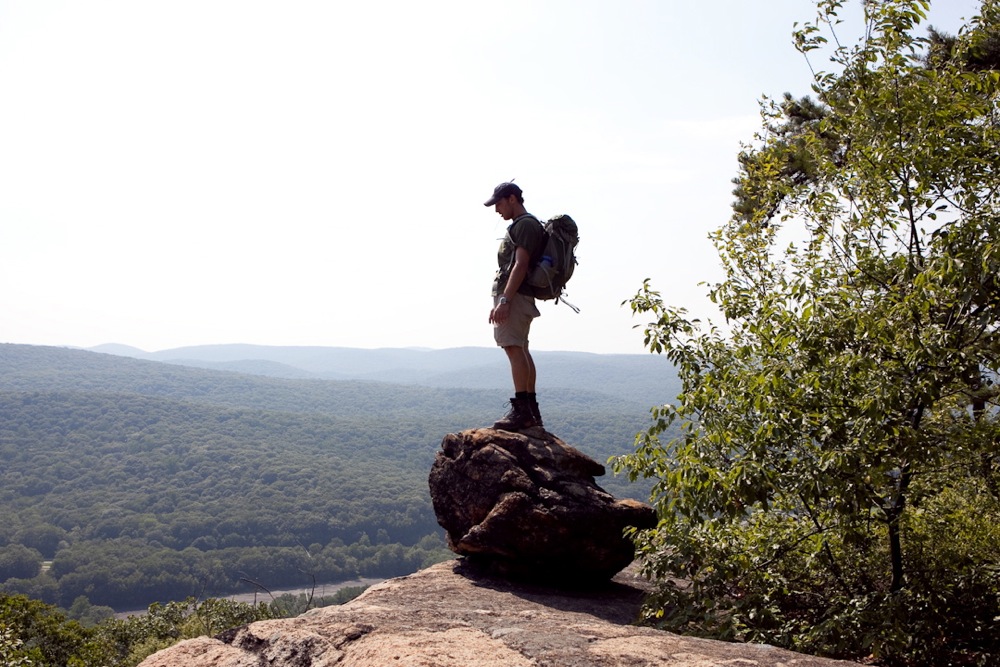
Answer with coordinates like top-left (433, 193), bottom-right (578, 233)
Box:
top-left (0, 343), bottom-right (664, 612)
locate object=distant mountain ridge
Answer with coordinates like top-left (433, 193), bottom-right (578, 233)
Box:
top-left (85, 343), bottom-right (680, 406)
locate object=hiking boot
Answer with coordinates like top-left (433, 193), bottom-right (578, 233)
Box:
top-left (528, 397), bottom-right (544, 428)
top-left (492, 397), bottom-right (539, 431)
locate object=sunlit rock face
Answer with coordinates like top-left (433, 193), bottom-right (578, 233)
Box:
top-left (428, 427), bottom-right (658, 584)
top-left (138, 560), bottom-right (854, 667)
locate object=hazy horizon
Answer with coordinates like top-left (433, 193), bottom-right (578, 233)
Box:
top-left (80, 340), bottom-right (659, 356)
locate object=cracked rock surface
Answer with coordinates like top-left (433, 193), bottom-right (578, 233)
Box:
top-left (138, 560), bottom-right (854, 666)
top-left (428, 428), bottom-right (658, 582)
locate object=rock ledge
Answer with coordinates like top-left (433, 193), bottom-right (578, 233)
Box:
top-left (138, 559), bottom-right (854, 666)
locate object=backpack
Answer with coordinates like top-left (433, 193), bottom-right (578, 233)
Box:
top-left (526, 214), bottom-right (580, 312)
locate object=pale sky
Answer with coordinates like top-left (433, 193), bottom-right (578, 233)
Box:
top-left (0, 1), bottom-right (982, 354)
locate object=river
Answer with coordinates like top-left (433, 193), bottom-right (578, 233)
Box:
top-left (114, 576), bottom-right (385, 618)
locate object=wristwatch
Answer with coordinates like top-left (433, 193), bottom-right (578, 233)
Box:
top-left (498, 296), bottom-right (508, 305)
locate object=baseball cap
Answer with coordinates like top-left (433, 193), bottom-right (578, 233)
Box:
top-left (484, 182), bottom-right (522, 206)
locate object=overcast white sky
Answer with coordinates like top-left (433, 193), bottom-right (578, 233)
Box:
top-left (0, 1), bottom-right (982, 354)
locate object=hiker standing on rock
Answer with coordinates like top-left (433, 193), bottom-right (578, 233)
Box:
top-left (485, 181), bottom-right (546, 431)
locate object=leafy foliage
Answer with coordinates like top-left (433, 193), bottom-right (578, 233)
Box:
top-left (0, 594), bottom-right (104, 667)
top-left (0, 624), bottom-right (33, 667)
top-left (0, 546), bottom-right (43, 582)
top-left (95, 596), bottom-right (278, 666)
top-left (616, 1), bottom-right (1000, 664)
top-left (0, 587), bottom-right (367, 667)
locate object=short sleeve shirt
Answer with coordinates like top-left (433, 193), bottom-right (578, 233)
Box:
top-left (493, 214), bottom-right (545, 296)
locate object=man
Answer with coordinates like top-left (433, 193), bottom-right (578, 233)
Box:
top-left (484, 181), bottom-right (546, 431)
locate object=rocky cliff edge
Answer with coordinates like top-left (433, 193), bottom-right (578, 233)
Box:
top-left (138, 558), bottom-right (854, 666)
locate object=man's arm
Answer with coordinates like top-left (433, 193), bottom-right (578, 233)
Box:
top-left (504, 245), bottom-right (532, 300)
top-left (489, 245), bottom-right (531, 325)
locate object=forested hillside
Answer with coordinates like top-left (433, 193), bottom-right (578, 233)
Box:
top-left (0, 344), bottom-right (668, 612)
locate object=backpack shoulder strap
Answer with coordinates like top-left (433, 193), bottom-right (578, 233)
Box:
top-left (507, 213), bottom-right (545, 262)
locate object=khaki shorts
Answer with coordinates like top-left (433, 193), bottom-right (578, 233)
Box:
top-left (493, 292), bottom-right (540, 348)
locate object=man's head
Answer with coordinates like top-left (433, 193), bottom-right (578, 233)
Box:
top-left (484, 182), bottom-right (523, 207)
top-left (485, 182), bottom-right (526, 221)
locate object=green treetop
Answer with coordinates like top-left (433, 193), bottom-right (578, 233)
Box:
top-left (617, 1), bottom-right (1000, 664)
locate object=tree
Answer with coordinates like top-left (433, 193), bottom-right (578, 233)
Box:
top-left (0, 545), bottom-right (43, 582)
top-left (0, 624), bottom-right (33, 667)
top-left (0, 594), bottom-right (101, 667)
top-left (616, 1), bottom-right (1000, 664)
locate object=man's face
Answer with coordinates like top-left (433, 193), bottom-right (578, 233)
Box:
top-left (494, 195), bottom-right (516, 220)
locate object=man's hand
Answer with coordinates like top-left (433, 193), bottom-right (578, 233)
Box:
top-left (490, 302), bottom-right (510, 324)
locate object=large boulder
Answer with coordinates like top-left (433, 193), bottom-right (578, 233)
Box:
top-left (428, 428), bottom-right (657, 583)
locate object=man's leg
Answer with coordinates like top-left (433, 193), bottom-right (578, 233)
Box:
top-left (501, 344), bottom-right (542, 428)
top-left (521, 344), bottom-right (542, 426)
top-left (503, 344), bottom-right (536, 393)
top-left (492, 295), bottom-right (541, 431)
